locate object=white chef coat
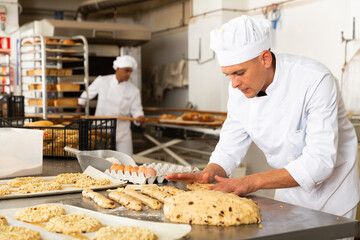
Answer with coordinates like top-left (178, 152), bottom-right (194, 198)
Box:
top-left (79, 74), bottom-right (144, 144)
top-left (209, 53), bottom-right (360, 216)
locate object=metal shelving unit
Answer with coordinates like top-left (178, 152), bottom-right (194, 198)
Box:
top-left (18, 35), bottom-right (89, 119)
top-left (0, 52), bottom-right (11, 95)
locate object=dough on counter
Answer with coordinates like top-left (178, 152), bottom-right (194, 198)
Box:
top-left (82, 189), bottom-right (116, 209)
top-left (159, 186), bottom-right (186, 195)
top-left (15, 204), bottom-right (66, 223)
top-left (0, 225), bottom-right (41, 240)
top-left (186, 182), bottom-right (214, 191)
top-left (92, 225), bottom-right (157, 240)
top-left (164, 190), bottom-right (261, 226)
top-left (45, 214), bottom-right (102, 234)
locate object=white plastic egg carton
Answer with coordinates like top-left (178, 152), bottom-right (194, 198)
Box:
top-left (105, 162), bottom-right (200, 185)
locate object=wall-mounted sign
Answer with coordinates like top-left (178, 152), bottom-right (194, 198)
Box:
top-left (0, 37), bottom-right (10, 55)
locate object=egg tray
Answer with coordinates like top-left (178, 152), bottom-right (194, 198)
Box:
top-left (105, 162), bottom-right (200, 185)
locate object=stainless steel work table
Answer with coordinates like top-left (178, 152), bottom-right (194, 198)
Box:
top-left (1, 157), bottom-right (358, 240)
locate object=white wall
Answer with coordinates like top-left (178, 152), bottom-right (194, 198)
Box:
top-left (139, 1), bottom-right (190, 108)
top-left (189, 0), bottom-right (358, 111)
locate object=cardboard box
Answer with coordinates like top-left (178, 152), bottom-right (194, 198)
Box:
top-left (0, 128), bottom-right (43, 178)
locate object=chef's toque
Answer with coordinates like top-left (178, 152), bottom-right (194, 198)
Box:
top-left (210, 15), bottom-right (271, 67)
top-left (113, 55), bottom-right (138, 71)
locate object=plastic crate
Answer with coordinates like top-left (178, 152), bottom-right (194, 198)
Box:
top-left (0, 118), bottom-right (116, 157)
top-left (0, 117), bottom-right (41, 127)
top-left (0, 95), bottom-right (25, 118)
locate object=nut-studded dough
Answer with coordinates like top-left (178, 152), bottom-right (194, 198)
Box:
top-left (82, 189), bottom-right (116, 209)
top-left (164, 190), bottom-right (261, 226)
top-left (159, 186), bottom-right (185, 195)
top-left (0, 225), bottom-right (41, 240)
top-left (186, 182), bottom-right (214, 191)
top-left (19, 182), bottom-right (62, 193)
top-left (92, 225), bottom-right (157, 240)
top-left (45, 214), bottom-right (102, 234)
top-left (123, 189), bottom-right (162, 210)
top-left (76, 178), bottom-right (111, 188)
top-left (0, 186), bottom-right (11, 196)
top-left (7, 177), bottom-right (45, 188)
top-left (108, 191), bottom-right (142, 211)
top-left (53, 173), bottom-right (93, 184)
top-left (15, 204), bottom-right (66, 223)
top-left (141, 185), bottom-right (172, 203)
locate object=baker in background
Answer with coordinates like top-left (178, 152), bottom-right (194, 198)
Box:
top-left (166, 15), bottom-right (360, 219)
top-left (77, 55), bottom-right (145, 156)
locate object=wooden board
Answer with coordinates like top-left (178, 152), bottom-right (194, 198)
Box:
top-left (158, 118), bottom-right (223, 126)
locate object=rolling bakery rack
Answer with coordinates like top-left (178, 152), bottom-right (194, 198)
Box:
top-left (18, 34), bottom-right (89, 119)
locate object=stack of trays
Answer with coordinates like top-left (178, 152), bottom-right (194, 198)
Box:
top-left (105, 162), bottom-right (200, 184)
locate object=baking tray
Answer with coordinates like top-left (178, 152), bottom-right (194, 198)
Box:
top-left (0, 166), bottom-right (126, 200)
top-left (0, 204), bottom-right (191, 240)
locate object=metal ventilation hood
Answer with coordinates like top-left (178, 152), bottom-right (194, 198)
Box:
top-left (33, 19), bottom-right (151, 46)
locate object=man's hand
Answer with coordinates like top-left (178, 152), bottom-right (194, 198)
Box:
top-left (208, 175), bottom-right (256, 195)
top-left (137, 115), bottom-right (146, 124)
top-left (75, 106), bottom-right (82, 113)
top-left (165, 172), bottom-right (211, 184)
top-left (208, 168), bottom-right (299, 196)
top-left (165, 163), bottom-right (226, 184)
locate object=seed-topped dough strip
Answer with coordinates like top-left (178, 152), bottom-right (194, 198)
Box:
top-left (0, 186), bottom-right (11, 196)
top-left (45, 214), bottom-right (102, 234)
top-left (164, 190), bottom-right (261, 226)
top-left (159, 186), bottom-right (186, 195)
top-left (92, 225), bottom-right (157, 240)
top-left (0, 225), bottom-right (41, 240)
top-left (82, 189), bottom-right (116, 209)
top-left (186, 182), bottom-right (214, 191)
top-left (18, 182), bottom-right (62, 194)
top-left (108, 191), bottom-right (142, 211)
top-left (141, 185), bottom-right (172, 203)
top-left (7, 177), bottom-right (45, 188)
top-left (123, 188), bottom-right (162, 210)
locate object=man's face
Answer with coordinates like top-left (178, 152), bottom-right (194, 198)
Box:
top-left (221, 51), bottom-right (273, 98)
top-left (115, 67), bottom-right (133, 83)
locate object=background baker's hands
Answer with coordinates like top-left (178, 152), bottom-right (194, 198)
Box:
top-left (137, 115), bottom-right (146, 124)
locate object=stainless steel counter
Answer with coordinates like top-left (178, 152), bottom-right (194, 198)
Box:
top-left (2, 157), bottom-right (358, 240)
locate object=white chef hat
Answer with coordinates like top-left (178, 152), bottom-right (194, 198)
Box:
top-left (210, 15), bottom-right (271, 66)
top-left (113, 55), bottom-right (138, 71)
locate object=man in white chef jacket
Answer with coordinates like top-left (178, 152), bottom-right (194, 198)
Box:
top-left (78, 55), bottom-right (145, 156)
top-left (166, 15), bottom-right (360, 219)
